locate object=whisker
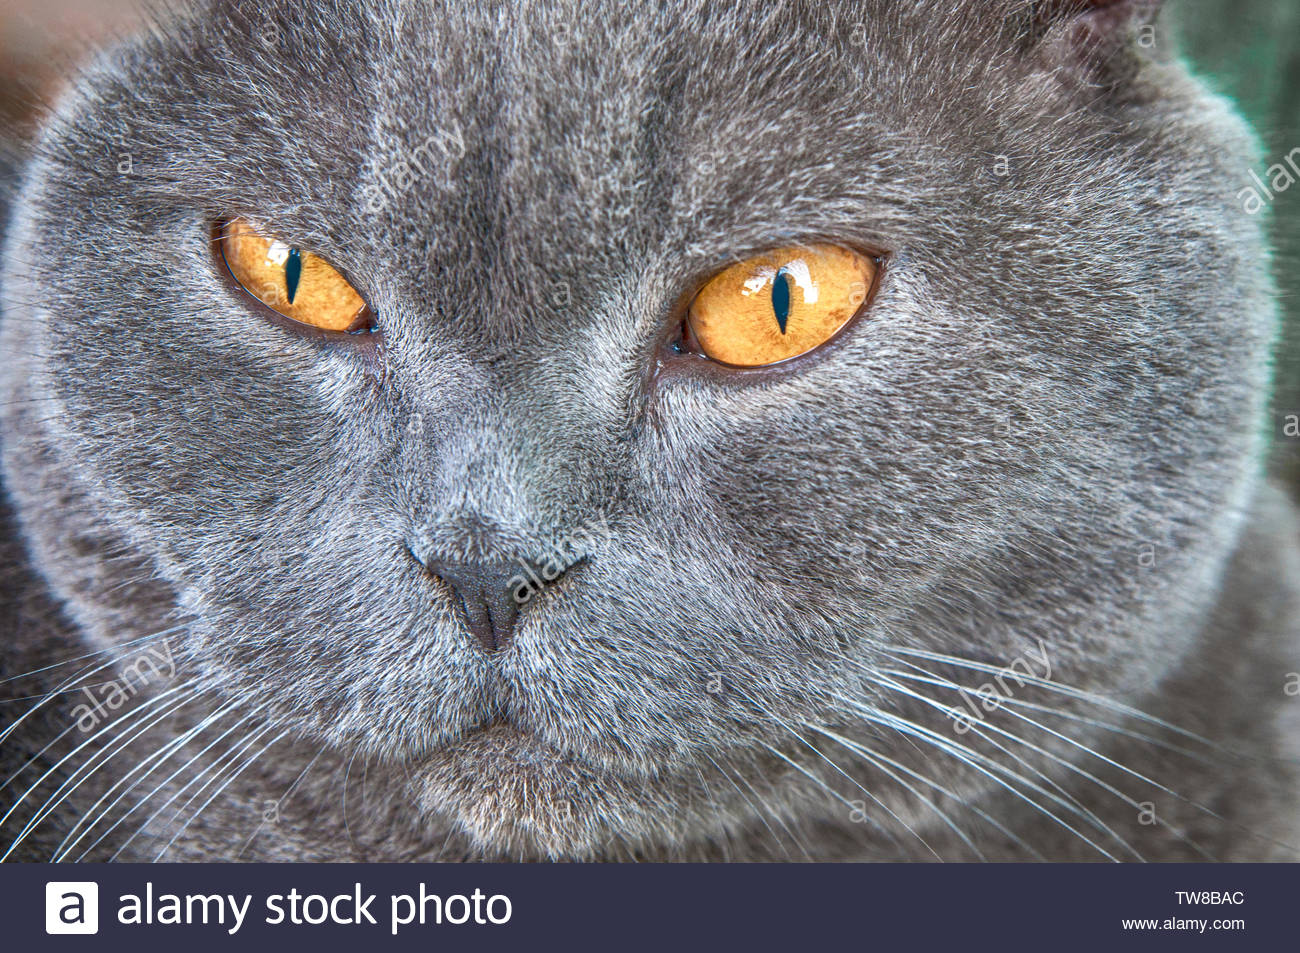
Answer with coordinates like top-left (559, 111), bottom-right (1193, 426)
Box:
top-left (0, 628), bottom-right (179, 688)
top-left (796, 725), bottom-right (969, 861)
top-left (0, 721), bottom-right (79, 795)
top-left (878, 662), bottom-right (1293, 859)
top-left (754, 738), bottom-right (892, 834)
top-left (805, 722), bottom-right (1044, 861)
top-left (236, 742), bottom-right (327, 860)
top-left (869, 672), bottom-right (1148, 860)
top-left (154, 726), bottom-right (289, 862)
top-left (724, 685), bottom-right (930, 857)
top-left (701, 751), bottom-right (797, 862)
top-left (832, 692), bottom-right (1121, 861)
top-left (339, 747), bottom-right (361, 858)
top-left (0, 647), bottom-right (158, 750)
top-left (883, 646), bottom-right (1236, 755)
top-left (106, 708), bottom-right (272, 862)
top-left (54, 695), bottom-right (250, 862)
top-left (0, 683), bottom-right (203, 860)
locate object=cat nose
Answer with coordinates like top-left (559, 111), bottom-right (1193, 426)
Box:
top-left (423, 560), bottom-right (524, 653)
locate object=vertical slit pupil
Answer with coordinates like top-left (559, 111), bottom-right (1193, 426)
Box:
top-left (285, 248), bottom-right (302, 304)
top-left (772, 270), bottom-right (791, 334)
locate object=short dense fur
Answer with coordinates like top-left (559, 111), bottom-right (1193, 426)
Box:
top-left (1, 0), bottom-right (1298, 861)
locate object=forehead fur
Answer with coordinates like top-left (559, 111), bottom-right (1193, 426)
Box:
top-left (48, 0), bottom-right (1189, 325)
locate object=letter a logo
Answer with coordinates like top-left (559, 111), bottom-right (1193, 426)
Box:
top-left (45, 882), bottom-right (99, 934)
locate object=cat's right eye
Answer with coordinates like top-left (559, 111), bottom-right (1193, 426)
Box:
top-left (217, 218), bottom-right (375, 333)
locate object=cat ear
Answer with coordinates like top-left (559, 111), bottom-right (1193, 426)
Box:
top-left (1030, 0), bottom-right (1165, 77)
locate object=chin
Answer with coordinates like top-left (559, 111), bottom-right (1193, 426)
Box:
top-left (408, 724), bottom-right (696, 860)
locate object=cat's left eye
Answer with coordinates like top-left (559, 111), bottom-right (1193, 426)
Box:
top-left (685, 244), bottom-right (877, 367)
top-left (218, 218), bottom-right (373, 333)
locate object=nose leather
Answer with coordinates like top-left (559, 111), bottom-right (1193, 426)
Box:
top-left (425, 560), bottom-right (524, 653)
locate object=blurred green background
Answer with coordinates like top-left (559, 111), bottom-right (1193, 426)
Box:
top-left (1174, 0), bottom-right (1300, 486)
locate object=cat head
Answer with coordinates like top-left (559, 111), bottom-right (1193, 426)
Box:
top-left (0, 0), bottom-right (1274, 858)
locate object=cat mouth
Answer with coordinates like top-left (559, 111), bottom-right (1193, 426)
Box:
top-left (462, 719), bottom-right (555, 753)
top-left (460, 718), bottom-right (535, 748)
top-left (440, 716), bottom-right (579, 770)
top-left (408, 720), bottom-right (648, 858)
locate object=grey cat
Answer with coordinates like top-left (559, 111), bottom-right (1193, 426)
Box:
top-left (0, 0), bottom-right (1297, 862)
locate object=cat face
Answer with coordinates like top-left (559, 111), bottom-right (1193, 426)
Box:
top-left (0, 0), bottom-right (1275, 858)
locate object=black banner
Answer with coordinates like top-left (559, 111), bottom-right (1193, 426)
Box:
top-left (2, 862), bottom-right (1290, 950)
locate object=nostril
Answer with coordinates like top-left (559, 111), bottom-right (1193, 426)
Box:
top-left (414, 553), bottom-right (579, 654)
top-left (406, 540), bottom-right (585, 654)
top-left (423, 560), bottom-right (518, 654)
top-left (506, 552), bottom-right (586, 607)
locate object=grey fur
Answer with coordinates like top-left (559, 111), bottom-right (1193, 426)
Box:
top-left (1, 0), bottom-right (1297, 861)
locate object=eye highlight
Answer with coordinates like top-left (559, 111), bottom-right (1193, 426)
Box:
top-left (686, 245), bottom-right (877, 367)
top-left (218, 218), bottom-right (372, 333)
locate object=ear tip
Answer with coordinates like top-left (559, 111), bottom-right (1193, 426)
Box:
top-left (1039, 0), bottom-right (1164, 15)
top-left (1033, 0), bottom-right (1165, 45)
top-left (1029, 0), bottom-right (1164, 76)
top-left (1033, 0), bottom-right (1162, 19)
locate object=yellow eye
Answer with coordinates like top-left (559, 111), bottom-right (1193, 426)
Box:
top-left (219, 218), bottom-right (371, 332)
top-left (686, 245), bottom-right (876, 366)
